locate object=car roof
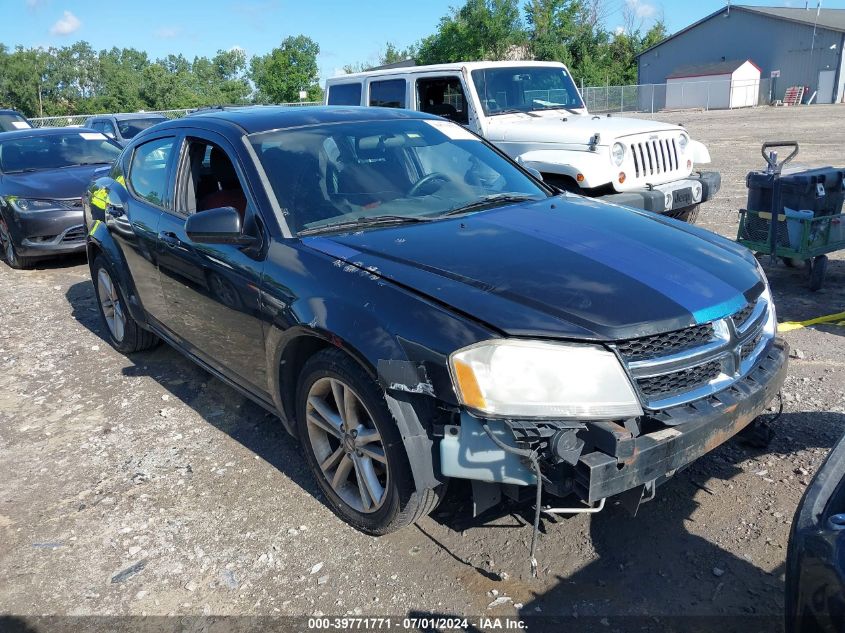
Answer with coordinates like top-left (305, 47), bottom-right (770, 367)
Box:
top-left (0, 126), bottom-right (98, 141)
top-left (327, 60), bottom-right (568, 83)
top-left (88, 113), bottom-right (168, 121)
top-left (158, 105), bottom-right (443, 135)
top-left (0, 109), bottom-right (27, 116)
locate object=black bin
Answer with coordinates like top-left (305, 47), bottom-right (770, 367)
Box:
top-left (747, 167), bottom-right (845, 217)
top-left (744, 167), bottom-right (845, 246)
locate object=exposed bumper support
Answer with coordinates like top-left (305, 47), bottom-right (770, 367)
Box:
top-left (577, 339), bottom-right (787, 503)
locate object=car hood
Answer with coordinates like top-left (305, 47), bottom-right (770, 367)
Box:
top-left (303, 196), bottom-right (763, 341)
top-left (1, 164), bottom-right (111, 200)
top-left (486, 112), bottom-right (683, 146)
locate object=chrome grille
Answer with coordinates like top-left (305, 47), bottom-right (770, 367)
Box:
top-left (630, 137), bottom-right (679, 179)
top-left (616, 324), bottom-right (714, 361)
top-left (616, 295), bottom-right (773, 410)
top-left (638, 360), bottom-right (723, 398)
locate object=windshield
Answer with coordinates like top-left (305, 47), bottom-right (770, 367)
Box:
top-left (0, 113), bottom-right (31, 132)
top-left (471, 66), bottom-right (585, 116)
top-left (117, 117), bottom-right (167, 139)
top-left (250, 118), bottom-right (548, 235)
top-left (0, 132), bottom-right (121, 173)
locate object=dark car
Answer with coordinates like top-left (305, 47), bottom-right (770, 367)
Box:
top-left (83, 113), bottom-right (168, 147)
top-left (0, 127), bottom-right (122, 268)
top-left (0, 109), bottom-right (32, 132)
top-left (84, 106), bottom-right (788, 535)
top-left (786, 433), bottom-right (845, 632)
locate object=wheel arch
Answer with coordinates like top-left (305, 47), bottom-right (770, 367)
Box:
top-left (86, 227), bottom-right (150, 328)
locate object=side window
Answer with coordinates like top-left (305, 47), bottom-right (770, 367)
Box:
top-left (369, 79), bottom-right (406, 108)
top-left (128, 137), bottom-right (175, 208)
top-left (416, 77), bottom-right (469, 124)
top-left (328, 83), bottom-right (362, 106)
top-left (178, 139), bottom-right (248, 219)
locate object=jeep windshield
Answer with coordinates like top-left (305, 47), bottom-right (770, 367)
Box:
top-left (471, 66), bottom-right (585, 116)
top-left (250, 118), bottom-right (548, 235)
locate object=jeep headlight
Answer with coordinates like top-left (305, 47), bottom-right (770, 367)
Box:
top-left (678, 133), bottom-right (689, 153)
top-left (8, 197), bottom-right (63, 213)
top-left (449, 339), bottom-right (643, 419)
top-left (611, 142), bottom-right (625, 166)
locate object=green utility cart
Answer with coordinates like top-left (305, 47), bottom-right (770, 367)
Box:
top-left (737, 142), bottom-right (845, 291)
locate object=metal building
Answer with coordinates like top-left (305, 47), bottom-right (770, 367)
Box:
top-left (637, 5), bottom-right (845, 105)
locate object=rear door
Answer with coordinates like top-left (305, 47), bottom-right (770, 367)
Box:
top-left (111, 133), bottom-right (179, 323)
top-left (156, 129), bottom-right (270, 394)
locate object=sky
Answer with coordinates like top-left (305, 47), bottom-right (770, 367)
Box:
top-left (2, 0), bottom-right (845, 82)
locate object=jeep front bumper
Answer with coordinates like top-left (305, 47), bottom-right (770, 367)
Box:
top-left (440, 338), bottom-right (787, 504)
top-left (600, 171), bottom-right (721, 214)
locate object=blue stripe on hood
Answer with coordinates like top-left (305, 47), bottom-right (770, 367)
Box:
top-left (483, 206), bottom-right (747, 324)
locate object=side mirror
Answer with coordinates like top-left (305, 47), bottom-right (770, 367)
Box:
top-left (185, 207), bottom-right (255, 246)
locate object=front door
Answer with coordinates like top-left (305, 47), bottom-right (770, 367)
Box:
top-left (156, 131), bottom-right (269, 395)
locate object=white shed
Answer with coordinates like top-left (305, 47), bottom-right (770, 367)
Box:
top-left (665, 59), bottom-right (762, 110)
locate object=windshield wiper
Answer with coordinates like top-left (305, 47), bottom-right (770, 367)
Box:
top-left (298, 214), bottom-right (433, 236)
top-left (438, 194), bottom-right (540, 218)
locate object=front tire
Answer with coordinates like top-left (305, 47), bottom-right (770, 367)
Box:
top-left (666, 204), bottom-right (700, 224)
top-left (296, 348), bottom-right (437, 535)
top-left (91, 255), bottom-right (158, 353)
top-left (0, 219), bottom-right (36, 269)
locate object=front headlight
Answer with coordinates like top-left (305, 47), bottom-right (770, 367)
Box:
top-left (449, 339), bottom-right (643, 419)
top-left (611, 142), bottom-right (625, 166)
top-left (757, 261), bottom-right (777, 336)
top-left (9, 197), bottom-right (63, 213)
top-left (678, 133), bottom-right (689, 153)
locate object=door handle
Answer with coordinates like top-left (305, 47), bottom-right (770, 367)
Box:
top-left (158, 231), bottom-right (183, 248)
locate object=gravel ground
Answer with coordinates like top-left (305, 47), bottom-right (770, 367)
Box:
top-left (1, 105), bottom-right (845, 631)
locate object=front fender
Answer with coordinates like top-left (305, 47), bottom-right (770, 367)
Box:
top-left (689, 139), bottom-right (711, 164)
top-left (86, 221), bottom-right (149, 328)
top-left (516, 148), bottom-right (612, 189)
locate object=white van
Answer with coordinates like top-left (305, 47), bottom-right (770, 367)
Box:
top-left (325, 61), bottom-right (720, 221)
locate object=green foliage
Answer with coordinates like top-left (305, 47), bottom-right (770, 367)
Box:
top-left (416, 0), bottom-right (528, 65)
top-left (0, 37), bottom-right (296, 117)
top-left (250, 35), bottom-right (322, 103)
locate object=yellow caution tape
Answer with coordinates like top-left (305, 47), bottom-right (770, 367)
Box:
top-left (779, 311), bottom-right (845, 332)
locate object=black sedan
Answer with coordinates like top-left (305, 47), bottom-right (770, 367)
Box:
top-left (84, 106), bottom-right (787, 535)
top-left (0, 127), bottom-right (121, 268)
top-left (786, 432), bottom-right (845, 632)
top-left (0, 109), bottom-right (32, 132)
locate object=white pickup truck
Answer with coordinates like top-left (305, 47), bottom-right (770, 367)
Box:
top-left (324, 61), bottom-right (720, 222)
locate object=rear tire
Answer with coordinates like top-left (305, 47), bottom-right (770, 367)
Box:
top-left (0, 219), bottom-right (36, 269)
top-left (296, 347), bottom-right (437, 535)
top-left (91, 255), bottom-right (159, 353)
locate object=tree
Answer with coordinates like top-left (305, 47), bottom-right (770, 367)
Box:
top-left (416, 0), bottom-right (527, 65)
top-left (250, 35), bottom-right (321, 103)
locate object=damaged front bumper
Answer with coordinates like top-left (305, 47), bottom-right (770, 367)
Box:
top-left (439, 338), bottom-right (788, 507)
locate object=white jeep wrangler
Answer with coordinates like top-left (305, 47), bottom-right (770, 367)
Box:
top-left (324, 61), bottom-right (720, 221)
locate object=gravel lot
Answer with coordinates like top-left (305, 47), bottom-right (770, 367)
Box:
top-left (2, 105), bottom-right (845, 631)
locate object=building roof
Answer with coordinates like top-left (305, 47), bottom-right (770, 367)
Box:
top-left (667, 59), bottom-right (760, 79)
top-left (637, 5), bottom-right (845, 58)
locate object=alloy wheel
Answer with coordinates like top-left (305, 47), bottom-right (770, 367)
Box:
top-left (97, 267), bottom-right (127, 342)
top-left (305, 377), bottom-right (389, 513)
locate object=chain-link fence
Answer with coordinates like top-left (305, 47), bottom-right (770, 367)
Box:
top-left (583, 78), bottom-right (773, 114)
top-left (28, 102), bottom-right (322, 128)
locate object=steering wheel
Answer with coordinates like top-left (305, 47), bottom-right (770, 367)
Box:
top-left (409, 172), bottom-right (452, 197)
